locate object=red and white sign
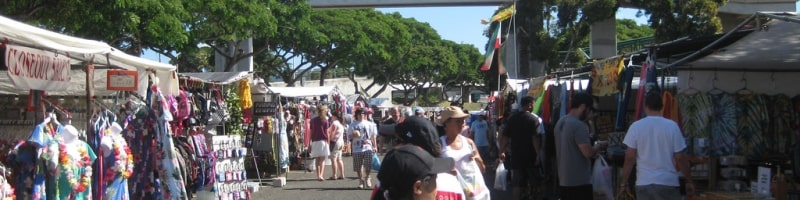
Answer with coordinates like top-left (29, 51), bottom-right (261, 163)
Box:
top-left (5, 44), bottom-right (71, 91)
top-left (106, 70), bottom-right (138, 91)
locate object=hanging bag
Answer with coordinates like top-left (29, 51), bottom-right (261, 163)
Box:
top-left (494, 163), bottom-right (508, 191)
top-left (371, 153), bottom-right (381, 171)
top-left (592, 156), bottom-right (614, 200)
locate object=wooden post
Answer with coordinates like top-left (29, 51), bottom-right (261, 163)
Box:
top-left (85, 63), bottom-right (100, 199)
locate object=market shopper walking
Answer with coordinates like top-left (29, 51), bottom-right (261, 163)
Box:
top-left (440, 106), bottom-right (490, 199)
top-left (310, 106), bottom-right (331, 181)
top-left (620, 92), bottom-right (695, 199)
top-left (328, 111), bottom-right (346, 180)
top-left (554, 92), bottom-right (606, 200)
top-left (373, 116), bottom-right (466, 200)
top-left (348, 108), bottom-right (378, 189)
top-left (499, 96), bottom-right (544, 200)
top-left (470, 113), bottom-right (491, 164)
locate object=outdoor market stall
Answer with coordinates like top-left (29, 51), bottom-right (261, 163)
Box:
top-left (0, 14), bottom-right (186, 200)
top-left (671, 16), bottom-right (800, 198)
top-left (266, 86), bottom-right (343, 170)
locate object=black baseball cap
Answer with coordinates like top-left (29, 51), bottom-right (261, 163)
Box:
top-left (378, 145), bottom-right (454, 191)
top-left (393, 116), bottom-right (442, 157)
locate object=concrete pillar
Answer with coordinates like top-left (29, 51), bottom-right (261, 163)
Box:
top-left (590, 18), bottom-right (617, 59)
top-left (215, 37), bottom-right (254, 72)
top-left (503, 32), bottom-right (518, 79)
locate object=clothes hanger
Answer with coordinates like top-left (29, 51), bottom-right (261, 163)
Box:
top-left (679, 70), bottom-right (699, 94)
top-left (736, 71), bottom-right (753, 95)
top-left (708, 70), bottom-right (725, 95)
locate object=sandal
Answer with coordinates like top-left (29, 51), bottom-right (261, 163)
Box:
top-left (328, 177), bottom-right (337, 180)
top-left (337, 177), bottom-right (344, 180)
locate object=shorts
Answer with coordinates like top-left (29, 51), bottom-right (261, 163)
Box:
top-left (329, 140), bottom-right (344, 159)
top-left (352, 151), bottom-right (374, 172)
top-left (511, 167), bottom-right (540, 187)
top-left (310, 140), bottom-right (330, 158)
top-left (635, 184), bottom-right (681, 200)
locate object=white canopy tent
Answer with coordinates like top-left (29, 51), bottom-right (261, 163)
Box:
top-left (0, 69), bottom-right (118, 96)
top-left (0, 15), bottom-right (177, 96)
top-left (0, 15), bottom-right (175, 72)
top-left (267, 86), bottom-right (339, 98)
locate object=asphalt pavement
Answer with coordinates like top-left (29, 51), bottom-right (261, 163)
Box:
top-left (248, 155), bottom-right (512, 200)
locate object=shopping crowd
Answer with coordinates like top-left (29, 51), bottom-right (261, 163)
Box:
top-left (304, 92), bottom-right (693, 200)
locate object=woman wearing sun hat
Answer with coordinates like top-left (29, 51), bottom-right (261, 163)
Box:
top-left (439, 106), bottom-right (490, 200)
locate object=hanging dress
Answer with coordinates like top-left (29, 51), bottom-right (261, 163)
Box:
top-left (736, 94), bottom-right (768, 159)
top-left (103, 133), bottom-right (132, 200)
top-left (125, 110), bottom-right (161, 199)
top-left (11, 123), bottom-right (56, 200)
top-left (710, 93), bottom-right (739, 157)
top-left (152, 87), bottom-right (188, 200)
top-left (766, 95), bottom-right (796, 155)
top-left (677, 93), bottom-right (713, 156)
top-left (278, 114), bottom-right (290, 169)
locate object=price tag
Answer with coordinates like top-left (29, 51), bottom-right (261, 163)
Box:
top-left (106, 70), bottom-right (138, 91)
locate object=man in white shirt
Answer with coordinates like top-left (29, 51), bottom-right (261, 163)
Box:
top-left (620, 92), bottom-right (695, 199)
top-left (348, 108), bottom-right (379, 189)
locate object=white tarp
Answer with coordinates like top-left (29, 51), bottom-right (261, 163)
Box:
top-left (0, 69), bottom-right (120, 96)
top-left (181, 72), bottom-right (253, 85)
top-left (268, 86), bottom-right (337, 97)
top-left (0, 15), bottom-right (175, 73)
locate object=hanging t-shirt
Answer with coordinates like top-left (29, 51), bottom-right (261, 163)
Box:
top-left (677, 93), bottom-right (713, 156)
top-left (55, 141), bottom-right (97, 200)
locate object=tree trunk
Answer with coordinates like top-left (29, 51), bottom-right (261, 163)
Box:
top-left (348, 71), bottom-right (359, 94)
top-left (319, 67), bottom-right (329, 86)
top-left (370, 84), bottom-right (389, 99)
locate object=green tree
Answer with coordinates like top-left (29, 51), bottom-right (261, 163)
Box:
top-left (616, 19), bottom-right (654, 41)
top-left (254, 1), bottom-right (318, 86)
top-left (347, 12), bottom-right (412, 98)
top-left (437, 41), bottom-right (484, 103)
top-left (0, 0), bottom-right (191, 56)
top-left (184, 0), bottom-right (277, 72)
top-left (630, 0), bottom-right (725, 42)
top-left (171, 47), bottom-right (214, 72)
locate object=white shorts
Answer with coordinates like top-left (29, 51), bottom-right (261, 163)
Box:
top-left (310, 140), bottom-right (330, 158)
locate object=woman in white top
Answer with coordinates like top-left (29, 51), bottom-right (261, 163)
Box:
top-left (328, 111), bottom-right (346, 180)
top-left (439, 106), bottom-right (490, 200)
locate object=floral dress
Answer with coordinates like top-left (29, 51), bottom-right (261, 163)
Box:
top-left (125, 111), bottom-right (161, 200)
top-left (151, 86), bottom-right (188, 200)
top-left (10, 123), bottom-right (57, 200)
top-left (103, 133), bottom-right (132, 200)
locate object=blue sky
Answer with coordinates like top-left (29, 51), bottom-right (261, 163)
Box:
top-left (143, 4), bottom-right (799, 63)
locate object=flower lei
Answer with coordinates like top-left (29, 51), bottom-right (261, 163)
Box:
top-left (60, 143), bottom-right (92, 192)
top-left (105, 135), bottom-right (134, 181)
